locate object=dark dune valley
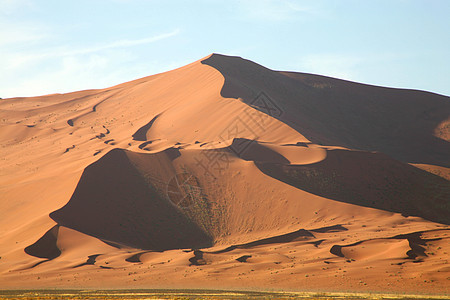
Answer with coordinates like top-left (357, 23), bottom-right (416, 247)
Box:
top-left (0, 54), bottom-right (449, 296)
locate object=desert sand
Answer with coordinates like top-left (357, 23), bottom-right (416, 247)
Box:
top-left (0, 54), bottom-right (449, 295)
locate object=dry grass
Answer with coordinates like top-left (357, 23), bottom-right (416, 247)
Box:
top-left (0, 290), bottom-right (448, 300)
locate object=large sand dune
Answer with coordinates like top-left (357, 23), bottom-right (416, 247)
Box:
top-left (0, 54), bottom-right (449, 294)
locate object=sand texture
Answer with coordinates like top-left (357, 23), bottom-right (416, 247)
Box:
top-left (0, 54), bottom-right (449, 295)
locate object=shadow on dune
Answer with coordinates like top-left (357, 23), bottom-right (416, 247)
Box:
top-left (209, 228), bottom-right (315, 254)
top-left (73, 254), bottom-right (101, 268)
top-left (49, 148), bottom-right (212, 251)
top-left (132, 114), bottom-right (161, 141)
top-left (24, 225), bottom-right (61, 260)
top-left (255, 149), bottom-right (450, 225)
top-left (329, 230), bottom-right (443, 260)
top-left (228, 138), bottom-right (289, 163)
top-left (202, 54), bottom-right (450, 167)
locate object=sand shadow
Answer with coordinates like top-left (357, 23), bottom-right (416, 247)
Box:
top-left (329, 229), bottom-right (443, 261)
top-left (209, 228), bottom-right (315, 254)
top-left (50, 148), bottom-right (212, 251)
top-left (133, 114), bottom-right (161, 141)
top-left (201, 54), bottom-right (450, 168)
top-left (24, 225), bottom-right (61, 260)
top-left (228, 138), bottom-right (289, 164)
top-left (255, 149), bottom-right (450, 225)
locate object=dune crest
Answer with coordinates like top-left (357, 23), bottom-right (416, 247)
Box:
top-left (0, 54), bottom-right (449, 294)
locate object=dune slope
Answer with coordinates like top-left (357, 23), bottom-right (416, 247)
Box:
top-left (0, 54), bottom-right (449, 294)
top-left (202, 54), bottom-right (450, 167)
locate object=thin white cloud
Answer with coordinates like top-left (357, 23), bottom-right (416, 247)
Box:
top-left (298, 54), bottom-right (363, 81)
top-left (0, 52), bottom-right (191, 98)
top-left (62, 29), bottom-right (181, 56)
top-left (0, 28), bottom-right (182, 97)
top-left (1, 29), bottom-right (181, 70)
top-left (297, 52), bottom-right (406, 83)
top-left (237, 0), bottom-right (315, 21)
top-left (0, 19), bottom-right (49, 46)
top-left (0, 0), bottom-right (33, 15)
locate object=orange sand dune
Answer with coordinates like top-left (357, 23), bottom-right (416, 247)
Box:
top-left (0, 54), bottom-right (449, 295)
top-left (202, 54), bottom-right (450, 167)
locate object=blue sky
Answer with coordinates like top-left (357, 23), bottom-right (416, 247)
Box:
top-left (1, 0), bottom-right (449, 98)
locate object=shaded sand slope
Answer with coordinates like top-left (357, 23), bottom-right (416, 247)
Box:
top-left (38, 139), bottom-right (450, 254)
top-left (0, 54), bottom-right (449, 294)
top-left (202, 54), bottom-right (450, 167)
top-left (50, 149), bottom-right (212, 250)
top-left (256, 147), bottom-right (450, 224)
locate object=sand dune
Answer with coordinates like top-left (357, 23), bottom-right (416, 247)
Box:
top-left (202, 54), bottom-right (450, 167)
top-left (0, 54), bottom-right (449, 294)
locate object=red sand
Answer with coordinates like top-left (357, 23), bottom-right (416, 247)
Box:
top-left (0, 54), bottom-right (449, 295)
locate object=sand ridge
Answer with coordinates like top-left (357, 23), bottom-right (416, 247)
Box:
top-left (0, 54), bottom-right (449, 294)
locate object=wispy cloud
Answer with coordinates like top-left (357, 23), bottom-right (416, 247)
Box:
top-left (0, 22), bottom-right (49, 46)
top-left (61, 29), bottom-right (181, 56)
top-left (0, 48), bottom-right (187, 98)
top-left (0, 0), bottom-right (34, 15)
top-left (237, 0), bottom-right (316, 21)
top-left (0, 27), bottom-right (182, 97)
top-left (298, 54), bottom-right (364, 81)
top-left (1, 29), bottom-right (181, 70)
top-left (297, 52), bottom-right (406, 84)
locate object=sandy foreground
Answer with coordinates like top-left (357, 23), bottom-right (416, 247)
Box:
top-left (1, 289), bottom-right (449, 300)
top-left (0, 54), bottom-right (449, 296)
